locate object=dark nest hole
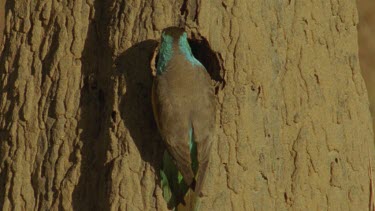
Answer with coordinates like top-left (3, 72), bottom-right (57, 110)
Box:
top-left (189, 38), bottom-right (226, 93)
top-left (154, 37), bottom-right (226, 94)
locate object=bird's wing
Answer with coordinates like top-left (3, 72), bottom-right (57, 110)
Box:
top-left (152, 76), bottom-right (196, 185)
top-left (190, 66), bottom-right (216, 196)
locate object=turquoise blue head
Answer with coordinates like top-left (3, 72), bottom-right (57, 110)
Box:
top-left (156, 27), bottom-right (202, 75)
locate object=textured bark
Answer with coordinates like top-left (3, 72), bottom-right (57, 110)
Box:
top-left (0, 0), bottom-right (4, 49)
top-left (0, 0), bottom-right (373, 211)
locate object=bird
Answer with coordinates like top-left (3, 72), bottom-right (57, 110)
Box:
top-left (151, 26), bottom-right (216, 209)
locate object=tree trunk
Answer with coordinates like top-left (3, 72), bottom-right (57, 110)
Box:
top-left (0, 0), bottom-right (373, 210)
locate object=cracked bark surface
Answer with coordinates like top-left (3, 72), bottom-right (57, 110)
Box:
top-left (0, 0), bottom-right (373, 210)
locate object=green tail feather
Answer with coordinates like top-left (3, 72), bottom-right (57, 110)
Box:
top-left (189, 128), bottom-right (198, 175)
top-left (160, 150), bottom-right (189, 209)
top-left (161, 127), bottom-right (199, 210)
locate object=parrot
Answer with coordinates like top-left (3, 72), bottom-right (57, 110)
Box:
top-left (151, 27), bottom-right (216, 209)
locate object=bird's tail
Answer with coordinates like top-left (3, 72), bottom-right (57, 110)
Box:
top-left (161, 151), bottom-right (202, 210)
top-left (160, 127), bottom-right (201, 210)
top-left (160, 150), bottom-right (191, 210)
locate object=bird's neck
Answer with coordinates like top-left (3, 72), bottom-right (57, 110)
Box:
top-left (157, 36), bottom-right (202, 75)
top-left (157, 35), bottom-right (173, 75)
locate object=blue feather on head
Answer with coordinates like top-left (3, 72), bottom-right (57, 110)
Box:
top-left (157, 27), bottom-right (203, 76)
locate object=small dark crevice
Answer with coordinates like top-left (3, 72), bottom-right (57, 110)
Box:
top-left (222, 2), bottom-right (227, 9)
top-left (51, 185), bottom-right (59, 205)
top-left (314, 73), bottom-right (320, 84)
top-left (251, 85), bottom-right (256, 91)
top-left (260, 172), bottom-right (268, 181)
top-left (180, 0), bottom-right (188, 16)
top-left (193, 0), bottom-right (199, 22)
top-left (257, 86), bottom-right (262, 96)
top-left (47, 95), bottom-right (57, 119)
top-left (284, 192), bottom-right (288, 201)
top-left (116, 1), bottom-right (126, 27)
top-left (179, 0), bottom-right (189, 27)
top-left (31, 58), bottom-right (37, 75)
top-left (111, 111), bottom-right (117, 122)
